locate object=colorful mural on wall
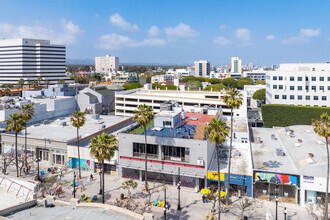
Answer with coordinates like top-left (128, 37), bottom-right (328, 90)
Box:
top-left (69, 158), bottom-right (91, 171)
top-left (255, 172), bottom-right (298, 185)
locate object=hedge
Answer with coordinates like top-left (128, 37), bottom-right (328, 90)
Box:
top-left (261, 104), bottom-right (330, 128)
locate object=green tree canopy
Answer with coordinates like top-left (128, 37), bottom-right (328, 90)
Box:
top-left (123, 83), bottom-right (143, 90)
top-left (181, 76), bottom-right (206, 83)
top-left (256, 80), bottom-right (266, 85)
top-left (239, 77), bottom-right (253, 84)
top-left (252, 88), bottom-right (266, 100)
top-left (185, 81), bottom-right (202, 91)
top-left (206, 78), bottom-right (221, 84)
top-left (221, 78), bottom-right (238, 88)
top-left (237, 79), bottom-right (253, 89)
top-left (202, 83), bottom-right (227, 92)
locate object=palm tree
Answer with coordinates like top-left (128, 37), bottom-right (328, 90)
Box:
top-left (17, 78), bottom-right (25, 96)
top-left (223, 88), bottom-right (243, 205)
top-left (4, 85), bottom-right (11, 95)
top-left (89, 133), bottom-right (118, 203)
top-left (205, 118), bottom-right (230, 220)
top-left (27, 81), bottom-right (32, 90)
top-left (58, 79), bottom-right (65, 84)
top-left (37, 76), bottom-right (43, 86)
top-left (44, 80), bottom-right (50, 89)
top-left (19, 104), bottom-right (35, 169)
top-left (5, 113), bottom-right (26, 177)
top-left (312, 112), bottom-right (330, 219)
top-left (32, 80), bottom-right (38, 89)
top-left (70, 111), bottom-right (86, 179)
top-left (133, 104), bottom-right (154, 191)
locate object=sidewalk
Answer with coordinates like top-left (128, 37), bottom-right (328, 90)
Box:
top-left (3, 164), bottom-right (315, 220)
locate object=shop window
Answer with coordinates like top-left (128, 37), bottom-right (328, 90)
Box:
top-left (133, 143), bottom-right (158, 159)
top-left (162, 145), bottom-right (189, 162)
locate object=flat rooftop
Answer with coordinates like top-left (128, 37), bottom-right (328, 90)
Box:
top-left (209, 142), bottom-right (253, 176)
top-left (224, 116), bottom-right (248, 133)
top-left (251, 127), bottom-right (297, 174)
top-left (9, 115), bottom-right (130, 143)
top-left (275, 125), bottom-right (328, 177)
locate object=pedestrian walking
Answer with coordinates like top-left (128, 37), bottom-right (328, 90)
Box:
top-left (205, 195), bottom-right (208, 203)
top-left (90, 173), bottom-right (94, 181)
top-left (202, 194), bottom-right (206, 203)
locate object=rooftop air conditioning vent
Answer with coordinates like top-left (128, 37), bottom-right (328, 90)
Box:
top-left (276, 148), bottom-right (285, 156)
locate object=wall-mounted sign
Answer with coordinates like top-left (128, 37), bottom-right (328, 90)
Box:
top-left (255, 172), bottom-right (298, 185)
top-left (207, 171), bottom-right (225, 181)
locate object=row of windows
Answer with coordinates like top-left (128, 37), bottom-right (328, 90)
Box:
top-left (0, 49), bottom-right (65, 53)
top-left (273, 76), bottom-right (330, 81)
top-left (0, 56), bottom-right (65, 60)
top-left (0, 45), bottom-right (65, 49)
top-left (273, 85), bottom-right (330, 91)
top-left (0, 53), bottom-right (65, 56)
top-left (274, 95), bottom-right (327, 101)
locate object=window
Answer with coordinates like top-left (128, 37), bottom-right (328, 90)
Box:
top-left (298, 95), bottom-right (302, 100)
top-left (328, 86), bottom-right (330, 91)
top-left (320, 77), bottom-right (324, 81)
top-left (314, 96), bottom-right (318, 100)
top-left (290, 86), bottom-right (294, 90)
top-left (279, 85), bottom-right (283, 89)
top-left (328, 77), bottom-right (330, 81)
top-left (273, 85), bottom-right (277, 89)
top-left (290, 95), bottom-right (294, 100)
top-left (163, 121), bottom-right (172, 128)
top-left (273, 76), bottom-right (277, 80)
top-left (305, 86), bottom-right (309, 91)
top-left (162, 145), bottom-right (189, 162)
top-left (133, 143), bottom-right (158, 159)
top-left (305, 76), bottom-right (309, 81)
top-left (275, 95), bottom-right (279, 99)
top-left (306, 96), bottom-right (310, 100)
top-left (282, 95), bottom-right (287, 99)
top-left (322, 96), bottom-right (327, 101)
top-left (298, 77), bottom-right (302, 81)
top-left (312, 86), bottom-right (316, 91)
top-left (290, 76), bottom-right (294, 81)
top-left (320, 86), bottom-right (324, 91)
top-left (298, 86), bottom-right (302, 91)
top-left (312, 68), bottom-right (315, 71)
top-left (312, 77), bottom-right (316, 81)
top-left (279, 76), bottom-right (283, 80)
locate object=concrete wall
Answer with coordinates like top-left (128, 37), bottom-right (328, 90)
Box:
top-left (118, 132), bottom-right (213, 179)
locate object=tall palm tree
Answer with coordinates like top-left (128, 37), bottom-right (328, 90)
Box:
top-left (223, 88), bottom-right (243, 205)
top-left (27, 81), bottom-right (32, 90)
top-left (17, 78), bottom-right (25, 96)
top-left (19, 104), bottom-right (35, 169)
top-left (89, 133), bottom-right (118, 203)
top-left (5, 113), bottom-right (26, 177)
top-left (44, 80), bottom-right (50, 89)
top-left (58, 79), bottom-right (65, 84)
top-left (205, 118), bottom-right (230, 220)
top-left (133, 104), bottom-right (154, 191)
top-left (313, 112), bottom-right (330, 219)
top-left (37, 76), bottom-right (43, 87)
top-left (70, 111), bottom-right (86, 178)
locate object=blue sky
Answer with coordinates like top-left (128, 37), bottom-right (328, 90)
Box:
top-left (0, 0), bottom-right (329, 65)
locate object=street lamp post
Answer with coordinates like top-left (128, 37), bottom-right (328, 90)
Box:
top-left (283, 207), bottom-right (287, 220)
top-left (35, 158), bottom-right (41, 181)
top-left (73, 171), bottom-right (76, 198)
top-left (177, 167), bottom-right (182, 211)
top-left (275, 182), bottom-right (279, 220)
top-left (164, 187), bottom-right (167, 220)
top-left (99, 169), bottom-right (102, 195)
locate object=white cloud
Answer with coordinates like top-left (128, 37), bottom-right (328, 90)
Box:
top-left (109, 13), bottom-right (138, 31)
top-left (148, 26), bottom-right (160, 36)
top-left (266, 35), bottom-right (275, 41)
top-left (0, 20), bottom-right (82, 45)
top-left (219, 24), bottom-right (226, 29)
top-left (235, 28), bottom-right (251, 42)
top-left (213, 36), bottom-right (230, 46)
top-left (300, 28), bottom-right (321, 37)
top-left (96, 33), bottom-right (165, 50)
top-left (164, 23), bottom-right (199, 40)
top-left (282, 28), bottom-right (321, 44)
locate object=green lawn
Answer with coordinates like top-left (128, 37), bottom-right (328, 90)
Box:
top-left (130, 120), bottom-right (154, 134)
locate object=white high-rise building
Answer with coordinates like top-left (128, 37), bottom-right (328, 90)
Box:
top-left (194, 60), bottom-right (210, 77)
top-left (231, 57), bottom-right (242, 74)
top-left (95, 55), bottom-right (119, 73)
top-left (266, 63), bottom-right (330, 107)
top-left (0, 38), bottom-right (69, 84)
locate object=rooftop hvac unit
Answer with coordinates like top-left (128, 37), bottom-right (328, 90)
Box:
top-left (276, 148), bottom-right (285, 156)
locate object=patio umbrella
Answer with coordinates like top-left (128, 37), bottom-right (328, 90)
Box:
top-left (201, 188), bottom-right (211, 194)
top-left (216, 191), bottom-right (227, 197)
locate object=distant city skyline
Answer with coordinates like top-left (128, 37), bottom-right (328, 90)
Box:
top-left (0, 0), bottom-right (329, 65)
